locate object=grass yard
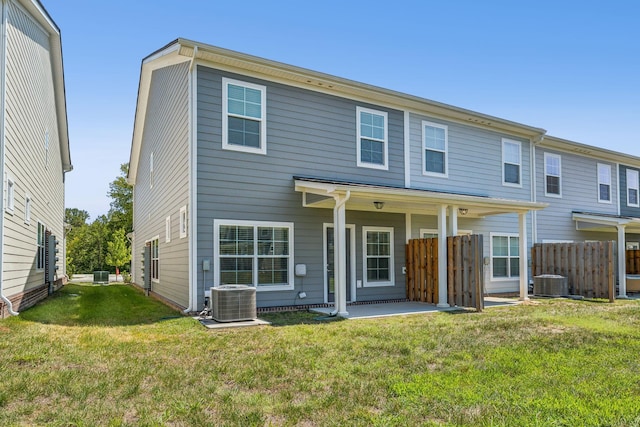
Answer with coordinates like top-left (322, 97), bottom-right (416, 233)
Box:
top-left (1, 284), bottom-right (640, 426)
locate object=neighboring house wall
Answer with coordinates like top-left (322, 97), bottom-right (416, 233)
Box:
top-left (2, 0), bottom-right (64, 298)
top-left (132, 62), bottom-right (190, 308)
top-left (195, 65), bottom-right (406, 309)
top-left (409, 113), bottom-right (532, 201)
top-left (535, 148), bottom-right (619, 242)
top-left (619, 164), bottom-right (640, 218)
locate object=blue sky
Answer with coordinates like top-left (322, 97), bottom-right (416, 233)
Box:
top-left (44, 0), bottom-right (640, 220)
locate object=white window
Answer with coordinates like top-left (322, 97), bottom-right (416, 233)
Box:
top-left (37, 222), bottom-right (46, 270)
top-left (362, 226), bottom-right (394, 287)
top-left (179, 206), bottom-right (187, 238)
top-left (24, 195), bottom-right (31, 224)
top-left (544, 153), bottom-right (562, 197)
top-left (356, 107), bottom-right (388, 170)
top-left (627, 169), bottom-right (639, 207)
top-left (597, 163), bottom-right (612, 203)
top-left (502, 139), bottom-right (521, 186)
top-left (423, 121), bottom-right (448, 177)
top-left (165, 216), bottom-right (171, 243)
top-left (222, 78), bottom-right (267, 155)
top-left (5, 175), bottom-right (14, 213)
top-left (420, 229), bottom-right (472, 239)
top-left (150, 237), bottom-right (159, 281)
top-left (214, 220), bottom-right (294, 291)
top-left (491, 234), bottom-right (519, 279)
top-left (627, 242), bottom-right (640, 250)
top-left (149, 152), bottom-right (154, 189)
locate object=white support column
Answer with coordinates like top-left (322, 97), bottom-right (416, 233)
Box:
top-left (405, 213), bottom-right (412, 243)
top-left (519, 212), bottom-right (529, 301)
top-left (333, 192), bottom-right (350, 317)
top-left (437, 205), bottom-right (449, 307)
top-left (617, 225), bottom-right (627, 298)
top-left (448, 205), bottom-right (458, 237)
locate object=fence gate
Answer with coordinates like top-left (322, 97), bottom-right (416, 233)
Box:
top-left (406, 235), bottom-right (484, 311)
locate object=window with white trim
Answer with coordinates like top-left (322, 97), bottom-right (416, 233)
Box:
top-left (491, 234), bottom-right (519, 279)
top-left (356, 107), bottom-right (388, 170)
top-left (179, 206), bottom-right (187, 238)
top-left (423, 121), bottom-right (448, 176)
top-left (544, 153), bottom-right (561, 197)
top-left (363, 226), bottom-right (394, 287)
top-left (214, 220), bottom-right (294, 291)
top-left (222, 78), bottom-right (267, 155)
top-left (627, 169), bottom-right (639, 207)
top-left (24, 195), bottom-right (31, 224)
top-left (5, 175), bottom-right (14, 213)
top-left (150, 238), bottom-right (159, 281)
top-left (165, 216), bottom-right (171, 243)
top-left (627, 242), bottom-right (640, 250)
top-left (597, 163), bottom-right (612, 203)
top-left (502, 139), bottom-right (521, 186)
top-left (420, 229), bottom-right (472, 239)
top-left (37, 222), bottom-right (46, 270)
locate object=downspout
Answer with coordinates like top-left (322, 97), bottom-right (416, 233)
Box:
top-left (530, 133), bottom-right (544, 245)
top-left (330, 190), bottom-right (350, 316)
top-left (0, 0), bottom-right (17, 316)
top-left (184, 45), bottom-right (199, 314)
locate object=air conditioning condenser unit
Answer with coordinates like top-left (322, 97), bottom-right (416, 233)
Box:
top-left (210, 285), bottom-right (257, 322)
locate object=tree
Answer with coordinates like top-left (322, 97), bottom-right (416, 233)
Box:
top-left (107, 163), bottom-right (133, 234)
top-left (106, 228), bottom-right (131, 281)
top-left (65, 208), bottom-right (90, 229)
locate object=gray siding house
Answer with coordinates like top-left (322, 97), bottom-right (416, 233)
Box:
top-left (128, 39), bottom-right (639, 315)
top-left (0, 0), bottom-right (72, 317)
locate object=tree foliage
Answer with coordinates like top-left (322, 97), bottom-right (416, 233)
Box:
top-left (66, 164), bottom-right (133, 275)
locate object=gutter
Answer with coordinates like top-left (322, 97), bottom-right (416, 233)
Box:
top-left (0, 0), bottom-right (17, 315)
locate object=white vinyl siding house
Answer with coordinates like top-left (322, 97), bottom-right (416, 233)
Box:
top-left (0, 0), bottom-right (72, 317)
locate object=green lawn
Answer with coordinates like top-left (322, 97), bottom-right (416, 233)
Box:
top-left (1, 284), bottom-right (640, 426)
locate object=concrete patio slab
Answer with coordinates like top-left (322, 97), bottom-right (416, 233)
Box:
top-left (197, 317), bottom-right (271, 329)
top-left (310, 297), bottom-right (521, 320)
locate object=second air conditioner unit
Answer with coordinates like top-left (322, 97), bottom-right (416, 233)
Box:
top-left (210, 285), bottom-right (257, 322)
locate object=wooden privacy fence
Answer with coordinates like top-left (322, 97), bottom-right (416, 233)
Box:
top-left (406, 235), bottom-right (484, 311)
top-left (627, 250), bottom-right (640, 274)
top-left (531, 242), bottom-right (614, 301)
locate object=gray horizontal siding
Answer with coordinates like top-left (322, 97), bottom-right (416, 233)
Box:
top-left (195, 65), bottom-right (407, 308)
top-left (132, 62), bottom-right (190, 308)
top-left (620, 165), bottom-right (640, 218)
top-left (535, 148), bottom-right (618, 243)
top-left (409, 113), bottom-right (531, 200)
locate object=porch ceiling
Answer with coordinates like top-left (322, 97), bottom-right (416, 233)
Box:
top-left (573, 211), bottom-right (640, 234)
top-left (294, 176), bottom-right (548, 218)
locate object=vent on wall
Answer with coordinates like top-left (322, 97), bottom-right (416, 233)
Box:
top-left (210, 285), bottom-right (257, 322)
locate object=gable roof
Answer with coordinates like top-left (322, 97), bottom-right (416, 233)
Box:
top-left (17, 0), bottom-right (72, 172)
top-left (128, 38), bottom-right (549, 184)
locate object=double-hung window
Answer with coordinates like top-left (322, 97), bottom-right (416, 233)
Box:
top-left (502, 139), bottom-right (521, 186)
top-left (151, 238), bottom-right (159, 281)
top-left (491, 234), bottom-right (519, 279)
top-left (362, 226), bottom-right (394, 287)
top-left (356, 107), bottom-right (388, 170)
top-left (423, 121), bottom-right (447, 176)
top-left (215, 220), bottom-right (294, 291)
top-left (544, 153), bottom-right (562, 197)
top-left (5, 175), bottom-right (14, 213)
top-left (627, 169), bottom-right (639, 207)
top-left (597, 163), bottom-right (612, 203)
top-left (37, 222), bottom-right (45, 270)
top-left (222, 78), bottom-right (267, 155)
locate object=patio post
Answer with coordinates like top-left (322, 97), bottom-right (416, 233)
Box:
top-left (617, 224), bottom-right (627, 298)
top-left (448, 205), bottom-right (458, 236)
top-left (437, 204), bottom-right (449, 307)
top-left (333, 191), bottom-right (350, 317)
top-left (519, 212), bottom-right (529, 301)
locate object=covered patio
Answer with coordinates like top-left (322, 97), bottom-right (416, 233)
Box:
top-left (572, 211), bottom-right (640, 297)
top-left (295, 176), bottom-right (548, 317)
